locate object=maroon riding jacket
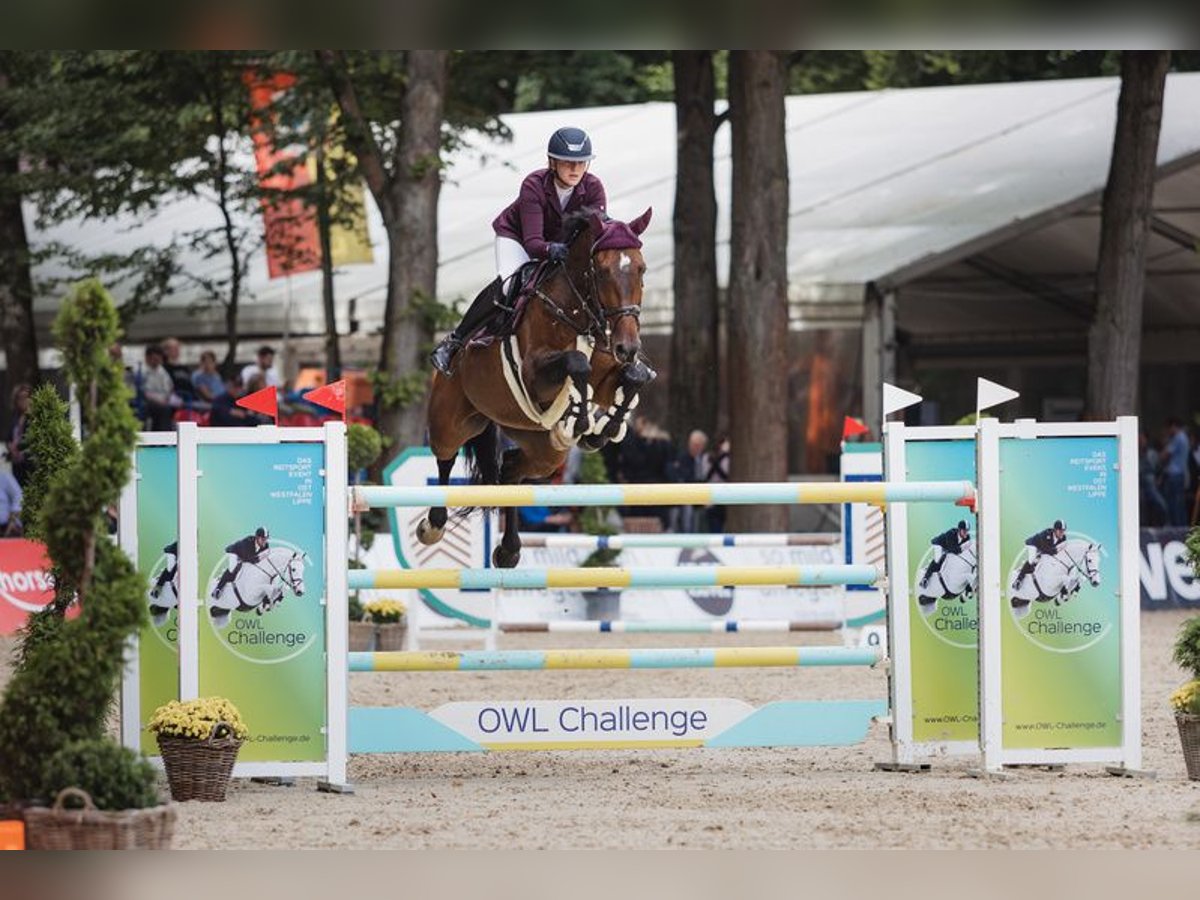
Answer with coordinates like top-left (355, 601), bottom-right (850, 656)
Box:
top-left (492, 169), bottom-right (607, 258)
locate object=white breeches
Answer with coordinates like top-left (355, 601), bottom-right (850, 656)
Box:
top-left (495, 236), bottom-right (531, 283)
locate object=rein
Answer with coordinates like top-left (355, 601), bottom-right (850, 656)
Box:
top-left (257, 551), bottom-right (303, 593)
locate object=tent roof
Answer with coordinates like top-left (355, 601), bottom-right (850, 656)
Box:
top-left (26, 72), bottom-right (1200, 343)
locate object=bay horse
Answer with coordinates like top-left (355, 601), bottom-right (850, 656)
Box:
top-left (423, 208), bottom-right (654, 568)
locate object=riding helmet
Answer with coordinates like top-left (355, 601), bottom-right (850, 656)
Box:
top-left (957, 520), bottom-right (968, 532)
top-left (255, 527), bottom-right (269, 538)
top-left (1053, 519), bottom-right (1064, 531)
top-left (547, 126), bottom-right (595, 161)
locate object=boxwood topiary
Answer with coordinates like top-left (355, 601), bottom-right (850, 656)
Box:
top-left (40, 740), bottom-right (160, 811)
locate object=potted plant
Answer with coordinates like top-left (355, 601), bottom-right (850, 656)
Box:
top-left (576, 451), bottom-right (623, 620)
top-left (148, 697), bottom-right (248, 802)
top-left (1173, 527), bottom-right (1200, 781)
top-left (363, 598), bottom-right (408, 651)
top-left (0, 281), bottom-right (175, 848)
top-left (347, 592), bottom-right (375, 651)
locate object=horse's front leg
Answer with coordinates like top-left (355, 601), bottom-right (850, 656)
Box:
top-left (528, 348), bottom-right (592, 438)
top-left (492, 448), bottom-right (527, 569)
top-left (582, 359), bottom-right (656, 450)
top-left (417, 455), bottom-right (456, 546)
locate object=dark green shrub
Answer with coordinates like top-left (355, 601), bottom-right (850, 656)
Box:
top-left (1174, 616), bottom-right (1200, 681)
top-left (40, 739), bottom-right (159, 811)
top-left (0, 280), bottom-right (148, 805)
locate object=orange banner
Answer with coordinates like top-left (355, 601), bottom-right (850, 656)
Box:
top-left (0, 538), bottom-right (60, 634)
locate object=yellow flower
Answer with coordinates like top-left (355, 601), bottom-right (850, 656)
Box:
top-left (1170, 680), bottom-right (1200, 715)
top-left (147, 697), bottom-right (249, 740)
top-left (364, 598), bottom-right (407, 624)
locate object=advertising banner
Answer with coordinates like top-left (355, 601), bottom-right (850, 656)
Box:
top-left (903, 438), bottom-right (978, 745)
top-left (997, 435), bottom-right (1122, 750)
top-left (1139, 527), bottom-right (1200, 609)
top-left (0, 538), bottom-right (57, 635)
top-left (135, 444), bottom-right (180, 754)
top-left (195, 443), bottom-right (327, 763)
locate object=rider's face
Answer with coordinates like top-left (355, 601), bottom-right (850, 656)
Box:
top-left (550, 158), bottom-right (588, 188)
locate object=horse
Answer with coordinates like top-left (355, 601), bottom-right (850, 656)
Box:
top-left (1010, 538), bottom-right (1101, 614)
top-left (422, 207), bottom-right (654, 569)
top-left (148, 545), bottom-right (179, 627)
top-left (916, 539), bottom-right (977, 615)
top-left (207, 546), bottom-right (308, 629)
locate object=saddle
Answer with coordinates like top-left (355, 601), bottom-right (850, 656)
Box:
top-left (466, 260), bottom-right (553, 348)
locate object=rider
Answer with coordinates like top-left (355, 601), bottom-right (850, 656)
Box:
top-left (918, 520), bottom-right (971, 590)
top-left (429, 126), bottom-right (608, 376)
top-left (210, 527), bottom-right (270, 600)
top-left (1012, 519), bottom-right (1067, 589)
top-left (150, 540), bottom-right (178, 600)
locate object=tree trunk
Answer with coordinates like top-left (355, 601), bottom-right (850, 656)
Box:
top-left (668, 51), bottom-right (720, 443)
top-left (315, 142), bottom-right (342, 380)
top-left (726, 51), bottom-right (790, 533)
top-left (377, 51), bottom-right (447, 458)
top-left (0, 152), bottom-right (39, 388)
top-left (1085, 51), bottom-right (1170, 419)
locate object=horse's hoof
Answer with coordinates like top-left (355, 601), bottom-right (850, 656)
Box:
top-left (417, 518), bottom-right (445, 545)
top-left (493, 545), bottom-right (521, 569)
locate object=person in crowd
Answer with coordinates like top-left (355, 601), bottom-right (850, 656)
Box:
top-left (1161, 416), bottom-right (1192, 527)
top-left (5, 383), bottom-right (32, 485)
top-left (1139, 430), bottom-right (1168, 527)
top-left (191, 350), bottom-right (226, 405)
top-left (430, 126), bottom-right (606, 375)
top-left (210, 375), bottom-right (258, 427)
top-left (617, 415), bottom-right (674, 528)
top-left (140, 345), bottom-right (179, 431)
top-left (0, 466), bottom-right (22, 536)
top-left (160, 337), bottom-right (195, 403)
top-left (701, 433), bottom-right (731, 533)
top-left (241, 345), bottom-right (282, 389)
top-left (668, 429), bottom-right (709, 532)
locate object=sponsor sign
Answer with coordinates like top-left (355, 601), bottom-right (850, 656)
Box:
top-left (0, 539), bottom-right (58, 635)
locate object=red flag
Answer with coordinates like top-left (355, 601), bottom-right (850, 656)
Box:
top-left (237, 386), bottom-right (278, 424)
top-left (305, 380), bottom-right (346, 417)
top-left (842, 416), bottom-right (870, 439)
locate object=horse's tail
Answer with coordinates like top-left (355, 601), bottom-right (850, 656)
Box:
top-left (456, 422), bottom-right (502, 521)
top-left (462, 421), bottom-right (502, 487)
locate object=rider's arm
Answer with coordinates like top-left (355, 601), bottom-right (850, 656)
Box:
top-left (517, 179), bottom-right (552, 259)
top-left (585, 175), bottom-right (607, 215)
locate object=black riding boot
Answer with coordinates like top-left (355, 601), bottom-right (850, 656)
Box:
top-left (430, 277), bottom-right (506, 375)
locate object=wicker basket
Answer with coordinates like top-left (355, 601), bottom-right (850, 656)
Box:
top-left (349, 620), bottom-right (376, 651)
top-left (157, 723), bottom-right (243, 802)
top-left (23, 788), bottom-right (176, 850)
top-left (375, 619), bottom-right (407, 651)
top-left (1177, 712), bottom-right (1200, 781)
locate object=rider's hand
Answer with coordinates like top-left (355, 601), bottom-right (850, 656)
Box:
top-left (547, 242), bottom-right (569, 262)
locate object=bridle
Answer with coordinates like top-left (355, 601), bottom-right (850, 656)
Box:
top-left (531, 227), bottom-right (642, 351)
top-left (257, 549), bottom-right (305, 594)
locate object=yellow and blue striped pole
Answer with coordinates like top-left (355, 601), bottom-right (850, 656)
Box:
top-left (353, 480), bottom-right (974, 510)
top-left (348, 563), bottom-right (879, 591)
top-left (348, 645), bottom-right (883, 672)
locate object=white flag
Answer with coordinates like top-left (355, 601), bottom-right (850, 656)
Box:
top-left (976, 377), bottom-right (1020, 414)
top-left (882, 382), bottom-right (923, 417)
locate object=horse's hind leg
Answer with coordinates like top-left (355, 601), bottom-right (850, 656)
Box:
top-left (417, 456), bottom-right (456, 546)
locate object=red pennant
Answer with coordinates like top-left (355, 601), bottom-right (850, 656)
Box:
top-left (237, 386), bottom-right (278, 424)
top-left (842, 416), bottom-right (870, 439)
top-left (305, 379), bottom-right (346, 417)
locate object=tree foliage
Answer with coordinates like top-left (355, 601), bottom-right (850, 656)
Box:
top-left (0, 280), bottom-right (154, 807)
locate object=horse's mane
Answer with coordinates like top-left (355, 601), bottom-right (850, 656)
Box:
top-left (560, 206), bottom-right (606, 244)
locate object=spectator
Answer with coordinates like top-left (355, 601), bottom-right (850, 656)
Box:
top-left (161, 337), bottom-right (196, 403)
top-left (0, 467), bottom-right (22, 536)
top-left (241, 345), bottom-right (282, 389)
top-left (210, 375), bottom-right (257, 427)
top-left (668, 429), bottom-right (708, 532)
top-left (1161, 416), bottom-right (1191, 527)
top-left (191, 351), bottom-right (226, 404)
top-left (701, 433), bottom-right (731, 533)
top-left (141, 345), bottom-right (179, 431)
top-left (1139, 431), bottom-right (1168, 527)
top-left (617, 415), bottom-right (674, 528)
top-left (5, 383), bottom-right (32, 486)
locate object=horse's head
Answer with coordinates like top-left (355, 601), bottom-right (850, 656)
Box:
top-left (1083, 542), bottom-right (1101, 587)
top-left (285, 550), bottom-right (307, 596)
top-left (564, 207), bottom-right (652, 365)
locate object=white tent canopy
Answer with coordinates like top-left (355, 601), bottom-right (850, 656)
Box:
top-left (26, 73), bottom-right (1200, 354)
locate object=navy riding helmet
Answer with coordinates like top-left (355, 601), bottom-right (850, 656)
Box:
top-left (547, 126), bottom-right (595, 162)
